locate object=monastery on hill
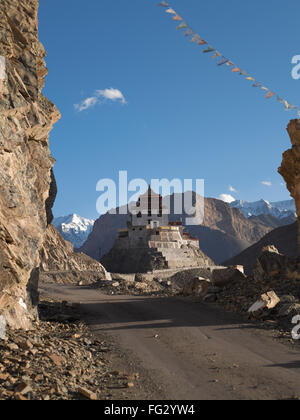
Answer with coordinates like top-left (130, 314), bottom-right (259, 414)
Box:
top-left (101, 187), bottom-right (213, 273)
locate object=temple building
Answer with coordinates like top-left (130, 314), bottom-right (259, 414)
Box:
top-left (101, 187), bottom-right (213, 273)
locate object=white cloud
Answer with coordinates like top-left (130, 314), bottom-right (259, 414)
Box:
top-left (96, 88), bottom-right (127, 104)
top-left (229, 185), bottom-right (237, 193)
top-left (261, 181), bottom-right (272, 187)
top-left (74, 96), bottom-right (98, 112)
top-left (219, 194), bottom-right (236, 203)
top-left (74, 88), bottom-right (127, 112)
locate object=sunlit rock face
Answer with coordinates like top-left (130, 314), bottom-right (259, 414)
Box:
top-left (279, 119), bottom-right (300, 253)
top-left (0, 0), bottom-right (60, 329)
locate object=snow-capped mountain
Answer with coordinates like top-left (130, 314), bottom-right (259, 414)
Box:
top-left (53, 214), bottom-right (95, 249)
top-left (230, 199), bottom-right (296, 219)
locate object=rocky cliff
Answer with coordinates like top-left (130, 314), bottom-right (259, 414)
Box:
top-left (40, 225), bottom-right (108, 285)
top-left (279, 119), bottom-right (300, 253)
top-left (0, 0), bottom-right (60, 329)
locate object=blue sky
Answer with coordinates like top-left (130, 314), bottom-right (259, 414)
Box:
top-left (38, 0), bottom-right (300, 219)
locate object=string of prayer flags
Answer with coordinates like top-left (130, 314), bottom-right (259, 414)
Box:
top-left (158, 1), bottom-right (300, 116)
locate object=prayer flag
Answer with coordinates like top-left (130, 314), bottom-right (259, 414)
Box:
top-left (173, 15), bottom-right (183, 21)
top-left (203, 46), bottom-right (215, 53)
top-left (265, 91), bottom-right (275, 99)
top-left (177, 22), bottom-right (188, 30)
top-left (217, 57), bottom-right (229, 66)
top-left (165, 8), bottom-right (176, 14)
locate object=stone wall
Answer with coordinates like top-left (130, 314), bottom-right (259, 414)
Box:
top-left (0, 0), bottom-right (60, 329)
top-left (279, 120), bottom-right (300, 252)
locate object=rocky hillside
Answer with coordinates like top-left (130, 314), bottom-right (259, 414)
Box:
top-left (223, 222), bottom-right (298, 274)
top-left (80, 194), bottom-right (274, 264)
top-left (40, 225), bottom-right (108, 285)
top-left (0, 0), bottom-right (60, 329)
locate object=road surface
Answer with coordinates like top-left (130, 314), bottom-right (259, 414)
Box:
top-left (40, 283), bottom-right (300, 400)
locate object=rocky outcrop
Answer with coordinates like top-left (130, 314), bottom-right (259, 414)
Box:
top-left (40, 225), bottom-right (108, 285)
top-left (223, 222), bottom-right (298, 275)
top-left (279, 119), bottom-right (300, 252)
top-left (0, 0), bottom-right (60, 329)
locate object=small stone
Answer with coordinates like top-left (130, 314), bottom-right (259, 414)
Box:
top-left (7, 343), bottom-right (19, 351)
top-left (126, 382), bottom-right (134, 388)
top-left (14, 382), bottom-right (32, 395)
top-left (15, 393), bottom-right (28, 401)
top-left (46, 353), bottom-right (65, 368)
top-left (78, 386), bottom-right (97, 400)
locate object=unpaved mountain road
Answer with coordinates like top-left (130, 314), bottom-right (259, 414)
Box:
top-left (40, 283), bottom-right (300, 400)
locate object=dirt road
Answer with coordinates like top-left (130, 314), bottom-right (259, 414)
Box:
top-left (40, 283), bottom-right (300, 400)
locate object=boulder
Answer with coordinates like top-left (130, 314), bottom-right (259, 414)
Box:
top-left (182, 277), bottom-right (211, 297)
top-left (212, 267), bottom-right (246, 288)
top-left (248, 291), bottom-right (280, 313)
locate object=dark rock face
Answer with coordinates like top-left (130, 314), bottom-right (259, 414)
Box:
top-left (45, 169), bottom-right (57, 226)
top-left (223, 222), bottom-right (298, 275)
top-left (0, 0), bottom-right (60, 329)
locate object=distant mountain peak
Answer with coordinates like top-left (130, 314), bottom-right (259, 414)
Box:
top-left (53, 214), bottom-right (95, 248)
top-left (230, 199), bottom-right (296, 219)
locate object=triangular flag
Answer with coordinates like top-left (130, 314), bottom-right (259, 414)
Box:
top-left (173, 15), bottom-right (183, 21)
top-left (211, 51), bottom-right (222, 58)
top-left (197, 39), bottom-right (207, 45)
top-left (284, 101), bottom-right (292, 110)
top-left (277, 96), bottom-right (285, 103)
top-left (165, 8), bottom-right (176, 14)
top-left (184, 29), bottom-right (194, 37)
top-left (245, 76), bottom-right (255, 81)
top-left (253, 82), bottom-right (262, 88)
top-left (177, 22), bottom-right (188, 30)
top-left (158, 1), bottom-right (169, 6)
top-left (190, 34), bottom-right (201, 43)
top-left (261, 86), bottom-right (269, 91)
top-left (217, 57), bottom-right (229, 66)
top-left (232, 67), bottom-right (241, 73)
top-left (226, 61), bottom-right (235, 67)
top-left (265, 91), bottom-right (275, 99)
top-left (203, 46), bottom-right (215, 53)
top-left (239, 71), bottom-right (247, 76)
